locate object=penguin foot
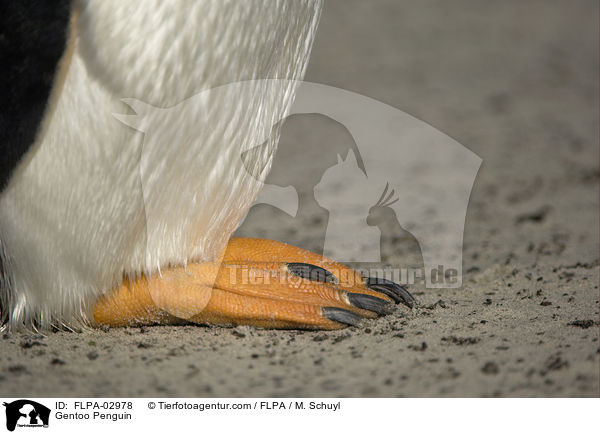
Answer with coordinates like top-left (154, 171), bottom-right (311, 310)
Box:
top-left (92, 238), bottom-right (415, 329)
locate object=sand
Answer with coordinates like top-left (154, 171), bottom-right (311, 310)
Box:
top-left (1, 0), bottom-right (598, 397)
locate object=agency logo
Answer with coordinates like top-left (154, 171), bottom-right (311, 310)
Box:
top-left (114, 79), bottom-right (481, 305)
top-left (2, 400), bottom-right (50, 432)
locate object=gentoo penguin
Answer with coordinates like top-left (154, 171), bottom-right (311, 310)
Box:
top-left (0, 0), bottom-right (414, 331)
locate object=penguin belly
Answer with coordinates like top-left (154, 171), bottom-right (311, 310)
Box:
top-left (1, 0), bottom-right (414, 331)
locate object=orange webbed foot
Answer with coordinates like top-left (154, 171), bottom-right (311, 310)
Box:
top-left (93, 238), bottom-right (415, 329)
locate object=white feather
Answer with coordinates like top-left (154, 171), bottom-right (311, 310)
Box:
top-left (0, 0), bottom-right (322, 330)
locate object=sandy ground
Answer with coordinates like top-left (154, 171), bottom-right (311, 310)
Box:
top-left (1, 0), bottom-right (598, 397)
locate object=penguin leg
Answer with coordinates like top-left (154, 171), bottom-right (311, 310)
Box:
top-left (93, 238), bottom-right (415, 329)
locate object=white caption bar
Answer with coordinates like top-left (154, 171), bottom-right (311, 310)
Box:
top-left (0, 398), bottom-right (597, 434)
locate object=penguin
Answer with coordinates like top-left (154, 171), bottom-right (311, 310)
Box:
top-left (0, 0), bottom-right (414, 332)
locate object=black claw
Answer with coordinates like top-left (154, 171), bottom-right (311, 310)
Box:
top-left (322, 307), bottom-right (362, 326)
top-left (347, 293), bottom-right (394, 315)
top-left (286, 263), bottom-right (338, 284)
top-left (365, 277), bottom-right (416, 308)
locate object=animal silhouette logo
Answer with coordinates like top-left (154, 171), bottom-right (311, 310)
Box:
top-left (245, 82), bottom-right (481, 288)
top-left (3, 400), bottom-right (50, 431)
top-left (115, 80), bottom-right (481, 289)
